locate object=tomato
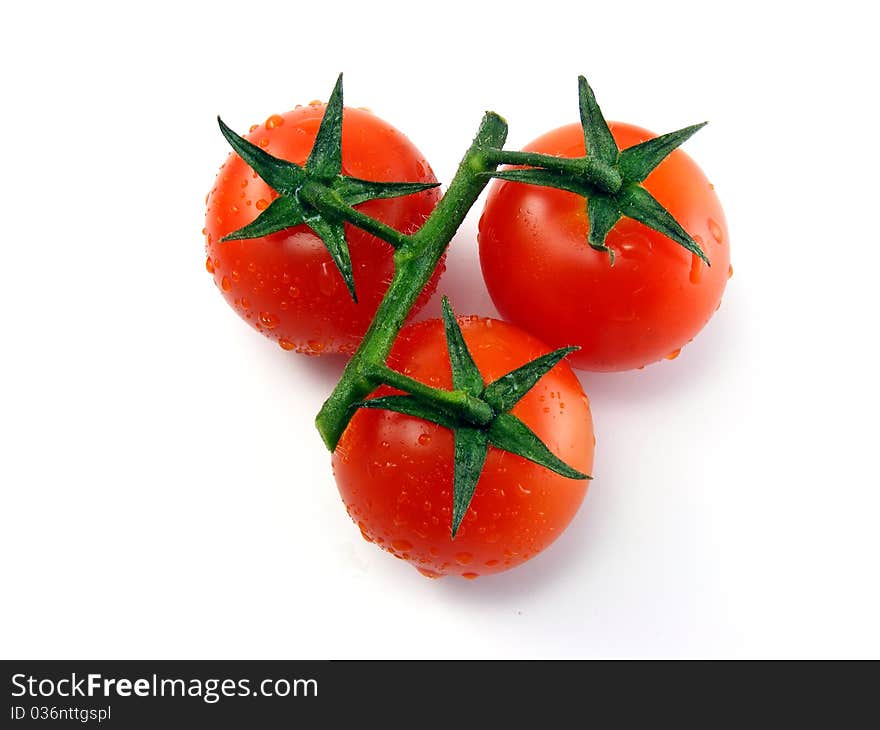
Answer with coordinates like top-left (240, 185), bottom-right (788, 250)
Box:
top-left (332, 316), bottom-right (595, 578)
top-left (478, 122), bottom-right (730, 372)
top-left (204, 103), bottom-right (441, 355)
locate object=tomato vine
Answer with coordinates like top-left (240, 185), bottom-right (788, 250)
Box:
top-left (216, 73), bottom-right (709, 537)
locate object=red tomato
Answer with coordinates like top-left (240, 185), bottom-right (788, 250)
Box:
top-left (332, 316), bottom-right (595, 579)
top-left (204, 103), bottom-right (441, 355)
top-left (478, 122), bottom-right (730, 371)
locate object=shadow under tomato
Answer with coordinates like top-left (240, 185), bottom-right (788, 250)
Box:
top-left (285, 348), bottom-right (349, 392)
top-left (413, 225), bottom-right (499, 323)
top-left (576, 301), bottom-right (740, 407)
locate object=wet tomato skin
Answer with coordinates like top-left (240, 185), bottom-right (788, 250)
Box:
top-left (205, 104), bottom-right (442, 356)
top-left (478, 121), bottom-right (730, 372)
top-left (332, 316), bottom-right (595, 579)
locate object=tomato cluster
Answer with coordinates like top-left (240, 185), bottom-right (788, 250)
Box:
top-left (204, 81), bottom-right (728, 580)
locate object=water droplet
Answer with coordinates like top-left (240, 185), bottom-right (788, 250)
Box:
top-left (517, 484), bottom-right (531, 496)
top-left (318, 261), bottom-right (338, 296)
top-left (485, 559), bottom-right (500, 567)
top-left (665, 348), bottom-right (681, 361)
top-left (689, 254), bottom-right (702, 284)
top-left (265, 114), bottom-right (284, 129)
top-left (708, 218), bottom-right (724, 243)
top-left (728, 264), bottom-right (734, 280)
top-left (258, 138), bottom-right (269, 148)
top-left (392, 539), bottom-right (413, 552)
top-left (205, 257), bottom-right (215, 274)
top-left (249, 124), bottom-right (258, 133)
top-left (220, 276), bottom-right (231, 291)
top-left (240, 297), bottom-right (251, 309)
top-left (259, 312), bottom-right (279, 329)
top-left (240, 179), bottom-right (248, 188)
top-left (455, 552), bottom-right (473, 565)
top-left (417, 567), bottom-right (442, 579)
top-left (255, 199), bottom-right (268, 211)
top-left (417, 433), bottom-right (431, 446)
top-left (231, 269), bottom-right (241, 282)
top-left (461, 572), bottom-right (480, 580)
top-left (307, 340), bottom-right (326, 353)
top-left (288, 285), bottom-right (301, 299)
top-left (278, 339), bottom-right (296, 351)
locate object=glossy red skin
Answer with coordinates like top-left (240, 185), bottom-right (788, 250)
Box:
top-left (478, 122), bottom-right (730, 372)
top-left (205, 104), bottom-right (442, 356)
top-left (332, 317), bottom-right (595, 579)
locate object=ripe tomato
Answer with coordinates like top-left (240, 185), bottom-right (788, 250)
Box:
top-left (332, 316), bottom-right (595, 578)
top-left (478, 122), bottom-right (730, 372)
top-left (204, 103), bottom-right (441, 355)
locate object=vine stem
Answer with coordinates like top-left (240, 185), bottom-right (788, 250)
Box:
top-left (298, 183), bottom-right (410, 249)
top-left (314, 112), bottom-right (509, 450)
top-left (367, 364), bottom-right (494, 426)
top-left (478, 148), bottom-right (622, 194)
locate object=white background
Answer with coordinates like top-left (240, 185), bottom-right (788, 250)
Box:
top-left (2, 1), bottom-right (878, 659)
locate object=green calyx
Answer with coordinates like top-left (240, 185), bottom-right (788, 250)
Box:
top-left (217, 73), bottom-right (439, 302)
top-left (354, 297), bottom-right (589, 538)
top-left (482, 76), bottom-right (710, 265)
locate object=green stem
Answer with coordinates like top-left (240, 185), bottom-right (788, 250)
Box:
top-left (315, 112), bottom-right (509, 450)
top-left (479, 148), bottom-right (622, 194)
top-left (369, 364), bottom-right (494, 426)
top-left (299, 182), bottom-right (411, 249)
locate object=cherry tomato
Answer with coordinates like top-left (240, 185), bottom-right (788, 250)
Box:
top-left (478, 122), bottom-right (730, 371)
top-left (204, 103), bottom-right (441, 356)
top-left (332, 316), bottom-right (595, 579)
